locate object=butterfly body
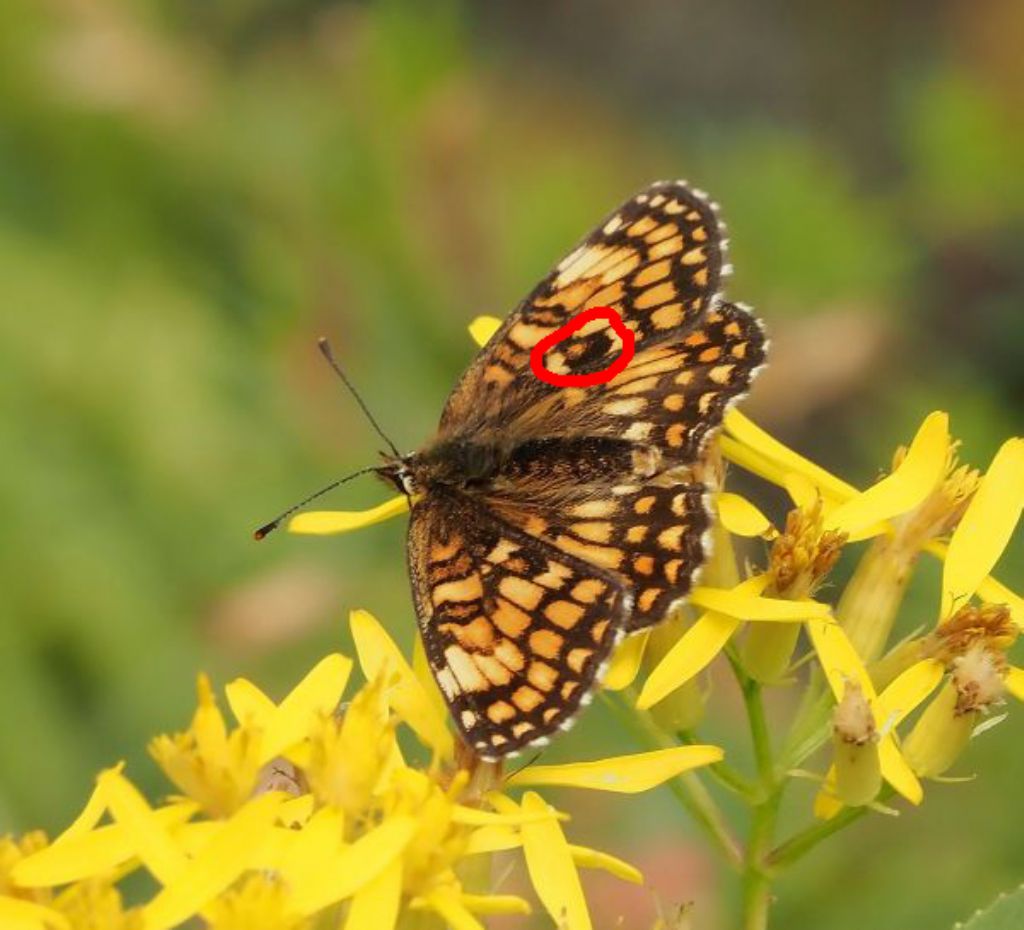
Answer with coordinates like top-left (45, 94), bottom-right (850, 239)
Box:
top-left (380, 181), bottom-right (767, 760)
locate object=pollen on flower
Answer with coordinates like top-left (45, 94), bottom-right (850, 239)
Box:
top-left (53, 879), bottom-right (142, 930)
top-left (769, 498), bottom-right (847, 599)
top-left (0, 831), bottom-right (50, 902)
top-left (924, 603), bottom-right (1018, 666)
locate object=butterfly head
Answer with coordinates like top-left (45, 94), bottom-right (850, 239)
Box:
top-left (376, 453), bottom-right (418, 497)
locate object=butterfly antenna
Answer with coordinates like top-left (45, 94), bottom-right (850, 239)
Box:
top-left (253, 466), bottom-right (377, 540)
top-left (317, 337), bottom-right (401, 458)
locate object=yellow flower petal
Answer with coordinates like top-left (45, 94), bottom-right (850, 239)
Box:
top-left (468, 315), bottom-right (502, 347)
top-left (507, 746), bottom-right (722, 794)
top-left (225, 678), bottom-right (276, 729)
top-left (459, 893), bottom-right (532, 916)
top-left (806, 618), bottom-right (874, 701)
top-left (602, 629), bottom-right (651, 691)
top-left (720, 435), bottom-right (797, 491)
top-left (288, 496), bottom-right (410, 535)
top-left (806, 619), bottom-right (922, 805)
top-left (942, 437), bottom-right (1024, 617)
top-left (723, 410), bottom-right (858, 502)
top-left (100, 769), bottom-right (189, 885)
top-left (193, 674), bottom-right (230, 770)
top-left (877, 659), bottom-right (945, 724)
top-left (520, 792), bottom-right (591, 930)
top-left (287, 816), bottom-right (416, 916)
top-left (259, 653), bottom-right (352, 764)
top-left (1005, 666), bottom-right (1024, 701)
top-left (343, 857), bottom-right (402, 930)
top-left (13, 802), bottom-right (197, 887)
top-left (689, 585), bottom-right (830, 620)
top-left (464, 825), bottom-right (522, 855)
top-left (419, 889), bottom-right (485, 930)
top-left (412, 635), bottom-right (451, 734)
top-left (0, 897), bottom-right (68, 930)
top-left (450, 804), bottom-right (567, 827)
top-left (637, 613), bottom-right (739, 709)
top-left (812, 775), bottom-right (843, 821)
top-left (976, 575), bottom-right (1024, 628)
top-left (143, 793), bottom-right (284, 930)
top-left (636, 575), bottom-right (771, 709)
top-left (784, 473), bottom-right (820, 510)
top-left (716, 493), bottom-right (776, 538)
top-left (274, 807), bottom-right (345, 888)
top-left (53, 762), bottom-right (124, 843)
top-left (569, 844), bottom-right (644, 884)
top-left (877, 734), bottom-right (923, 803)
top-left (924, 540), bottom-right (1024, 628)
top-left (350, 609), bottom-right (454, 759)
top-left (826, 412), bottom-right (949, 537)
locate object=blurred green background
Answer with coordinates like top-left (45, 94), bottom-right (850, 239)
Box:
top-left (1, 1), bottom-right (1021, 927)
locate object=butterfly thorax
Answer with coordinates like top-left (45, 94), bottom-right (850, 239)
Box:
top-left (378, 435), bottom-right (666, 501)
top-left (377, 439), bottom-right (502, 497)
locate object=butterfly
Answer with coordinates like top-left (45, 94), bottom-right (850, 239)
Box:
top-left (365, 181), bottom-right (767, 760)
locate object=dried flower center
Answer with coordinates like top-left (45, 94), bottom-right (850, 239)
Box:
top-left (951, 644), bottom-right (1008, 715)
top-left (924, 603), bottom-right (1018, 665)
top-left (833, 681), bottom-right (876, 746)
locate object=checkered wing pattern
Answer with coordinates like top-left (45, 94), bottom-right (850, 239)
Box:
top-left (441, 179), bottom-right (728, 434)
top-left (486, 473), bottom-right (713, 632)
top-left (408, 490), bottom-right (628, 759)
top-left (400, 181), bottom-right (768, 757)
top-left (508, 300), bottom-right (766, 461)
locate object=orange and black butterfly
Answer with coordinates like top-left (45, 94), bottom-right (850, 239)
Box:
top-left (264, 181), bottom-right (766, 760)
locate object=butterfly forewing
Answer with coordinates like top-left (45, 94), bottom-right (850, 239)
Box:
top-left (407, 490), bottom-right (628, 759)
top-left (441, 180), bottom-right (728, 434)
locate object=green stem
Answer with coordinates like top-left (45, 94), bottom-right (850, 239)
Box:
top-left (678, 729), bottom-right (759, 801)
top-left (766, 803), bottom-right (869, 870)
top-left (731, 651), bottom-right (782, 930)
top-left (742, 788), bottom-right (781, 930)
top-left (738, 665), bottom-right (774, 787)
top-left (605, 690), bottom-right (743, 869)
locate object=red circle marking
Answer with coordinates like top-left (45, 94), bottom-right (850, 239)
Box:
top-left (529, 306), bottom-right (635, 388)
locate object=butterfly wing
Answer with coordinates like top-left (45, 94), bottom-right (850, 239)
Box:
top-left (407, 489), bottom-right (628, 758)
top-left (471, 300), bottom-right (764, 630)
top-left (441, 179), bottom-right (729, 435)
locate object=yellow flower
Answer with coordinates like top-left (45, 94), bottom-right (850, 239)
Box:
top-left (6, 608), bottom-right (726, 930)
top-left (741, 496), bottom-right (847, 683)
top-left (149, 653), bottom-right (351, 817)
top-left (868, 438), bottom-right (1024, 778)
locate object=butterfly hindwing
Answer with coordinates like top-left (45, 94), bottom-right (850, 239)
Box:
top-left (407, 490), bottom-right (628, 758)
top-left (487, 478), bottom-right (713, 632)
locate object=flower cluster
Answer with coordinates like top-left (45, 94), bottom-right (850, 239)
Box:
top-left (287, 316), bottom-right (1022, 926)
top-left (0, 610), bottom-right (719, 930)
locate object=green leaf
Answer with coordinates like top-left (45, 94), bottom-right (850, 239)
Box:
top-left (956, 885), bottom-right (1024, 930)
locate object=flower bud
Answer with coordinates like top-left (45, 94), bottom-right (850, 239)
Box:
top-left (902, 681), bottom-right (975, 778)
top-left (830, 681), bottom-right (881, 806)
top-left (903, 643), bottom-right (1007, 779)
